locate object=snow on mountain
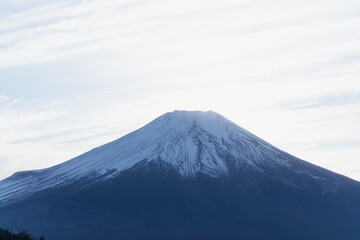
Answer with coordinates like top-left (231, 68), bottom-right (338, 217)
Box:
top-left (0, 110), bottom-right (341, 203)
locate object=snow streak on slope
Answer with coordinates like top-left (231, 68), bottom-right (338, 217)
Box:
top-left (0, 110), bottom-right (338, 203)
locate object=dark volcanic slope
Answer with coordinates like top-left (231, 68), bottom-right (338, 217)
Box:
top-left (0, 111), bottom-right (360, 240)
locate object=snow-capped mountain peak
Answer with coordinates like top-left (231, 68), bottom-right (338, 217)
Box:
top-left (54, 110), bottom-right (265, 177)
top-left (0, 110), bottom-right (343, 203)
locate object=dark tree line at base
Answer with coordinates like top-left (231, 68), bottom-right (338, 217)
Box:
top-left (0, 228), bottom-right (44, 240)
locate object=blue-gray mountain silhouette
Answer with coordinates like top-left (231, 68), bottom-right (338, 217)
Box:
top-left (0, 111), bottom-right (359, 240)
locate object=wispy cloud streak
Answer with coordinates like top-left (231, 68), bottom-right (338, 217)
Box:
top-left (279, 93), bottom-right (360, 110)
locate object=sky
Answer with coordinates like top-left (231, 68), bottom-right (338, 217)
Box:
top-left (0, 0), bottom-right (360, 181)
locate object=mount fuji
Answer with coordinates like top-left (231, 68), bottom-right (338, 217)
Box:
top-left (0, 110), bottom-right (359, 240)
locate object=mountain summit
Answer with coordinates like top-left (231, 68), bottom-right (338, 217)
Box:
top-left (1, 110), bottom-right (360, 240)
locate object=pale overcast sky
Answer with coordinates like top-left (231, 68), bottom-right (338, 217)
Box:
top-left (0, 0), bottom-right (360, 180)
